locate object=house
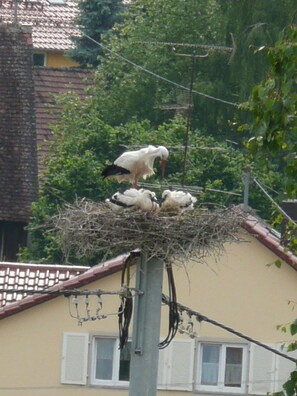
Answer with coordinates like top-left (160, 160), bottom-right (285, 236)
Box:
top-left (0, 0), bottom-right (80, 67)
top-left (0, 211), bottom-right (297, 396)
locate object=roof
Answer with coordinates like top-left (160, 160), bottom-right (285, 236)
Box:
top-left (0, 262), bottom-right (88, 307)
top-left (33, 67), bottom-right (94, 172)
top-left (0, 0), bottom-right (80, 51)
top-left (0, 211), bottom-right (296, 320)
top-left (242, 212), bottom-right (297, 270)
top-left (0, 255), bottom-right (126, 319)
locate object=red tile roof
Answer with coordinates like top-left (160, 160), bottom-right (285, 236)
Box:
top-left (33, 67), bottom-right (94, 173)
top-left (242, 213), bottom-right (297, 270)
top-left (1, 211), bottom-right (297, 320)
top-left (0, 262), bottom-right (88, 307)
top-left (0, 255), bottom-right (126, 319)
top-left (0, 0), bottom-right (80, 51)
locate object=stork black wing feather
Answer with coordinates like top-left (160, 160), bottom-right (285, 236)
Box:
top-left (101, 164), bottom-right (130, 178)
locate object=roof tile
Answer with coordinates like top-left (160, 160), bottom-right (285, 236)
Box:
top-left (0, 262), bottom-right (88, 308)
top-left (0, 0), bottom-right (80, 51)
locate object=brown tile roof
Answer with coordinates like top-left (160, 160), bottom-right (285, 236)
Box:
top-left (1, 211), bottom-right (297, 320)
top-left (0, 0), bottom-right (80, 51)
top-left (0, 255), bottom-right (126, 319)
top-left (33, 67), bottom-right (94, 172)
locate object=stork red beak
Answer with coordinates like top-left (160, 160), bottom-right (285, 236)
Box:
top-left (161, 159), bottom-right (167, 178)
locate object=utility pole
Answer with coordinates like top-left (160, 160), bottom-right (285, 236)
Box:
top-left (243, 166), bottom-right (251, 213)
top-left (129, 254), bottom-right (164, 396)
top-left (175, 51), bottom-right (209, 186)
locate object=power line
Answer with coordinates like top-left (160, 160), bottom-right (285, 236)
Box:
top-left (1, 285), bottom-right (295, 364)
top-left (83, 33), bottom-right (239, 107)
top-left (253, 177), bottom-right (297, 226)
top-left (31, 2), bottom-right (239, 108)
top-left (162, 294), bottom-right (297, 364)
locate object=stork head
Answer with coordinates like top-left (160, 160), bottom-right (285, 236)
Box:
top-left (158, 146), bottom-right (169, 178)
top-left (161, 189), bottom-right (171, 204)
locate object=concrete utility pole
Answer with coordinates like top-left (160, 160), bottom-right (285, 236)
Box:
top-left (129, 254), bottom-right (164, 396)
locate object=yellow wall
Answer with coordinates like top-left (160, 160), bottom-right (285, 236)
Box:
top-left (0, 234), bottom-right (297, 395)
top-left (46, 51), bottom-right (79, 68)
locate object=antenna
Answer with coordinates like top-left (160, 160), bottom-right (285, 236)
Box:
top-left (144, 39), bottom-right (235, 186)
top-left (13, 0), bottom-right (18, 24)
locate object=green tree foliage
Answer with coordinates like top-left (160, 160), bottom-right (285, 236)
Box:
top-left (242, 25), bottom-right (297, 196)
top-left (67, 0), bottom-right (124, 67)
top-left (240, 25), bottom-right (297, 396)
top-left (73, 0), bottom-right (295, 140)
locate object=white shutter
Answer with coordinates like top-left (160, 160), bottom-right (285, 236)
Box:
top-left (61, 332), bottom-right (89, 385)
top-left (248, 344), bottom-right (276, 395)
top-left (167, 339), bottom-right (195, 391)
top-left (275, 344), bottom-right (297, 393)
top-left (157, 347), bottom-right (167, 389)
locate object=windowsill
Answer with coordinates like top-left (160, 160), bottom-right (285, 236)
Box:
top-left (195, 386), bottom-right (247, 395)
top-left (89, 383), bottom-right (129, 390)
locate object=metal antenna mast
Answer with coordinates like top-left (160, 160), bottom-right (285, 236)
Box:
top-left (143, 39), bottom-right (236, 187)
top-left (175, 51), bottom-right (209, 186)
top-left (13, 0), bottom-right (18, 24)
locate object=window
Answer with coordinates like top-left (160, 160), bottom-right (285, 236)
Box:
top-left (91, 337), bottom-right (131, 386)
top-left (33, 53), bottom-right (46, 66)
top-left (196, 342), bottom-right (248, 393)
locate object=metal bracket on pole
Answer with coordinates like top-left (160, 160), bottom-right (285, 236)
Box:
top-left (129, 254), bottom-right (164, 396)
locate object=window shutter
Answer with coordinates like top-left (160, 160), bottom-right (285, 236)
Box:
top-left (248, 344), bottom-right (276, 395)
top-left (167, 339), bottom-right (195, 391)
top-left (275, 344), bottom-right (297, 393)
top-left (61, 332), bottom-right (89, 385)
top-left (157, 347), bottom-right (167, 389)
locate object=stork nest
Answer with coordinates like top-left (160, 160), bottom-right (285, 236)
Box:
top-left (50, 199), bottom-right (244, 265)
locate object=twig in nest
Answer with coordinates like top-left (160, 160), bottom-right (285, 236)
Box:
top-left (50, 200), bottom-right (244, 265)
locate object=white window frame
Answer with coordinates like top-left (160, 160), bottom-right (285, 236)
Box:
top-left (196, 342), bottom-right (248, 393)
top-left (90, 336), bottom-right (130, 387)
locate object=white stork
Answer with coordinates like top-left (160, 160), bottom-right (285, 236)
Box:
top-left (106, 188), bottom-right (159, 213)
top-left (101, 145), bottom-right (169, 188)
top-left (105, 188), bottom-right (140, 212)
top-left (138, 189), bottom-right (159, 212)
top-left (160, 189), bottom-right (197, 213)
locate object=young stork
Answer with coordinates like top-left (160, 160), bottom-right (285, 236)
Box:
top-left (101, 145), bottom-right (169, 188)
top-left (105, 188), bottom-right (140, 212)
top-left (160, 189), bottom-right (197, 213)
top-left (106, 188), bottom-right (159, 213)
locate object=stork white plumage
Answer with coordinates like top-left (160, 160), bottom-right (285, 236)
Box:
top-left (106, 188), bottom-right (159, 213)
top-left (160, 189), bottom-right (197, 213)
top-left (105, 188), bottom-right (140, 212)
top-left (138, 189), bottom-right (159, 212)
top-left (101, 145), bottom-right (169, 188)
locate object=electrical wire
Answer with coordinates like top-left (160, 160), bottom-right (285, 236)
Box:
top-left (31, 2), bottom-right (239, 108)
top-left (253, 177), bottom-right (297, 226)
top-left (159, 261), bottom-right (179, 349)
top-left (82, 33), bottom-right (239, 107)
top-left (162, 294), bottom-right (297, 364)
top-left (118, 252), bottom-right (137, 349)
